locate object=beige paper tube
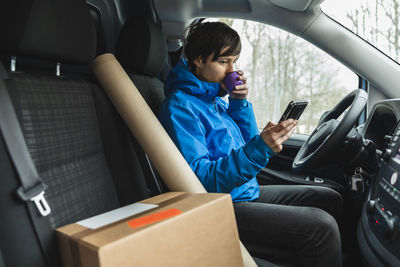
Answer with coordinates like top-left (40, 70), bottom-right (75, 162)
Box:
top-left (92, 53), bottom-right (257, 267)
top-left (93, 53), bottom-right (204, 192)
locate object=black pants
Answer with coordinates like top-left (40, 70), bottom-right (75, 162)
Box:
top-left (234, 185), bottom-right (343, 267)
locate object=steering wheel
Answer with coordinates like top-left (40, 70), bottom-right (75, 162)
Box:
top-left (292, 89), bottom-right (368, 174)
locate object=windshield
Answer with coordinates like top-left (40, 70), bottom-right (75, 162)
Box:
top-left (321, 0), bottom-right (400, 63)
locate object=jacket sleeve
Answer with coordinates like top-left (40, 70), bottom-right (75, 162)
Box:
top-left (227, 98), bottom-right (259, 142)
top-left (159, 102), bottom-right (274, 194)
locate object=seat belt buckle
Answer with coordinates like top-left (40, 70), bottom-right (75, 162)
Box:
top-left (30, 191), bottom-right (51, 216)
top-left (17, 183), bottom-right (51, 216)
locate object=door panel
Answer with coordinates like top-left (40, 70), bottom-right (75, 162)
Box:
top-left (267, 133), bottom-right (307, 170)
top-left (257, 133), bottom-right (346, 192)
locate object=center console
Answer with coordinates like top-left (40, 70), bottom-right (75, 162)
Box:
top-left (359, 121), bottom-right (400, 266)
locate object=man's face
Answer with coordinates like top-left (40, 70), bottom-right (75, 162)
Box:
top-left (193, 47), bottom-right (239, 87)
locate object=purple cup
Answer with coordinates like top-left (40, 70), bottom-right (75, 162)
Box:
top-left (223, 71), bottom-right (243, 91)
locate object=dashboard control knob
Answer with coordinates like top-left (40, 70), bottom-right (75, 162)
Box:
top-left (382, 148), bottom-right (392, 160)
top-left (384, 135), bottom-right (393, 145)
top-left (367, 200), bottom-right (376, 214)
top-left (385, 216), bottom-right (399, 240)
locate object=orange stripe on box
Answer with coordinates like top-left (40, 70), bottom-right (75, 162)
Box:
top-left (127, 208), bottom-right (182, 229)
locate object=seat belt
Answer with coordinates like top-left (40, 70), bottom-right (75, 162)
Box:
top-left (0, 61), bottom-right (60, 266)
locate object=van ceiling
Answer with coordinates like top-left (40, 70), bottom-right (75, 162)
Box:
top-left (154, 0), bottom-right (323, 37)
top-left (268, 0), bottom-right (315, 12)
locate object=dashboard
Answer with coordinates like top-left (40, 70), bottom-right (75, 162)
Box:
top-left (359, 99), bottom-right (400, 267)
top-left (363, 100), bottom-right (399, 151)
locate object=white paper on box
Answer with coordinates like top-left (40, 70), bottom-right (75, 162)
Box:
top-left (77, 203), bottom-right (158, 229)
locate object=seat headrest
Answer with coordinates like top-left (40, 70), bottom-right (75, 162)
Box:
top-left (0, 0), bottom-right (96, 65)
top-left (115, 16), bottom-right (167, 77)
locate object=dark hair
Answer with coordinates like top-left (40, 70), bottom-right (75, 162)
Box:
top-left (183, 20), bottom-right (241, 70)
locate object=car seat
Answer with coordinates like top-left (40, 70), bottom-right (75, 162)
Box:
top-left (115, 16), bottom-right (167, 115)
top-left (114, 15), bottom-right (169, 194)
top-left (0, 0), bottom-right (159, 265)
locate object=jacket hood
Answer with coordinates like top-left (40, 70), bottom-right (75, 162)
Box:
top-left (164, 58), bottom-right (223, 98)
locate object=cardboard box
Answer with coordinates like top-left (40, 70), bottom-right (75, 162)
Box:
top-left (56, 192), bottom-right (244, 267)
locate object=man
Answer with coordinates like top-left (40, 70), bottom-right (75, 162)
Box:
top-left (158, 20), bottom-right (342, 267)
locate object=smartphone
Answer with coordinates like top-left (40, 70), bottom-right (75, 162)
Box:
top-left (278, 100), bottom-right (309, 123)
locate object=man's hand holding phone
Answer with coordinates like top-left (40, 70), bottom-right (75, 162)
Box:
top-left (261, 119), bottom-right (297, 153)
top-left (261, 100), bottom-right (307, 152)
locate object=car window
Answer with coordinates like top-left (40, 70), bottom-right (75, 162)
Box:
top-left (321, 0), bottom-right (400, 64)
top-left (214, 19), bottom-right (358, 134)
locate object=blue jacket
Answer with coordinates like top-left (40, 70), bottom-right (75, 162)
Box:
top-left (158, 59), bottom-right (275, 202)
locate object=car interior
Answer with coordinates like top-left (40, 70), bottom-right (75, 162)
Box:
top-left (1, 0), bottom-right (400, 266)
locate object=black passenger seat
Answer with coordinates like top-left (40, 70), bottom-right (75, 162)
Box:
top-left (115, 16), bottom-right (167, 115)
top-left (0, 0), bottom-right (157, 266)
top-left (114, 16), bottom-right (169, 193)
